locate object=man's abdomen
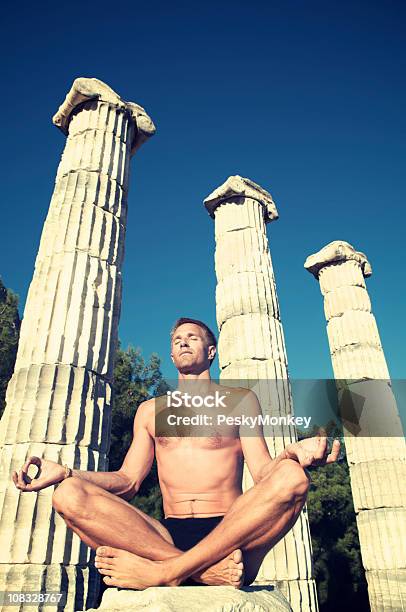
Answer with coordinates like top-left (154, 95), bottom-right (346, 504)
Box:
top-left (156, 439), bottom-right (244, 518)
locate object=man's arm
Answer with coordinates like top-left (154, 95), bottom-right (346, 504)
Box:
top-left (238, 390), bottom-right (284, 483)
top-left (13, 400), bottom-right (155, 499)
top-left (71, 400), bottom-right (155, 499)
top-left (238, 390), bottom-right (341, 481)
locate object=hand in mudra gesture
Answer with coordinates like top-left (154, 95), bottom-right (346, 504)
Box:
top-left (285, 432), bottom-right (341, 468)
top-left (12, 456), bottom-right (67, 492)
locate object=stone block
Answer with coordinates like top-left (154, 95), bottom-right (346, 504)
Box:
top-left (0, 443), bottom-right (104, 564)
top-left (318, 260), bottom-right (366, 295)
top-left (327, 310), bottom-right (381, 354)
top-left (323, 285), bottom-right (371, 320)
top-left (87, 585), bottom-right (292, 612)
top-left (357, 508), bottom-right (406, 570)
top-left (216, 271), bottom-right (279, 328)
top-left (350, 459), bottom-right (406, 511)
top-left (0, 365), bottom-right (111, 449)
top-left (218, 315), bottom-right (287, 368)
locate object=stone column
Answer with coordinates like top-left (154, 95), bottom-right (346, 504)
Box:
top-left (204, 176), bottom-right (318, 612)
top-left (0, 78), bottom-right (155, 611)
top-left (305, 240), bottom-right (406, 611)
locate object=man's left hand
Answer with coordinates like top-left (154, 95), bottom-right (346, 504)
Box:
top-left (284, 433), bottom-right (341, 468)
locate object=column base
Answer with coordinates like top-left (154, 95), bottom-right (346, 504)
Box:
top-left (261, 579), bottom-right (318, 611)
top-left (0, 563), bottom-right (99, 612)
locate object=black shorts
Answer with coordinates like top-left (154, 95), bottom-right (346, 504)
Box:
top-left (160, 515), bottom-right (224, 586)
top-left (160, 515), bottom-right (224, 552)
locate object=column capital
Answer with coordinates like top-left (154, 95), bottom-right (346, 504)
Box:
top-left (304, 240), bottom-right (372, 279)
top-left (203, 175), bottom-right (278, 222)
top-left (52, 77), bottom-right (156, 153)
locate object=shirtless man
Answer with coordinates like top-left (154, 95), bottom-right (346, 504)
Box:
top-left (13, 317), bottom-right (340, 590)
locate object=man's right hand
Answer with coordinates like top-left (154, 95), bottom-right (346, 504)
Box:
top-left (12, 456), bottom-right (67, 492)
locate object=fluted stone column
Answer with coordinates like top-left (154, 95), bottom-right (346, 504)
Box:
top-left (305, 240), bottom-right (406, 611)
top-left (0, 78), bottom-right (155, 611)
top-left (204, 176), bottom-right (318, 612)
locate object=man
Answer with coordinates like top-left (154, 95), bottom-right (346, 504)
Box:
top-left (13, 317), bottom-right (340, 590)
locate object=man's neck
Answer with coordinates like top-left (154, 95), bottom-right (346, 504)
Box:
top-left (177, 371), bottom-right (214, 395)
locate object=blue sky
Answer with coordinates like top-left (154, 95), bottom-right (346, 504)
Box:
top-left (1, 0), bottom-right (405, 383)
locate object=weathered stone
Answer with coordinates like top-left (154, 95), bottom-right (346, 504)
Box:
top-left (53, 77), bottom-right (156, 154)
top-left (205, 177), bottom-right (317, 611)
top-left (87, 585), bottom-right (292, 612)
top-left (0, 443), bottom-right (104, 564)
top-left (304, 240), bottom-right (371, 280)
top-left (305, 239), bottom-right (406, 612)
top-left (204, 175), bottom-right (278, 222)
top-left (323, 285), bottom-right (371, 320)
top-left (0, 563), bottom-right (99, 612)
top-left (0, 77), bottom-right (154, 610)
top-left (366, 569), bottom-right (406, 612)
top-left (15, 252), bottom-right (123, 378)
top-left (0, 365), bottom-right (112, 450)
top-left (218, 315), bottom-right (287, 367)
top-left (326, 310), bottom-right (382, 354)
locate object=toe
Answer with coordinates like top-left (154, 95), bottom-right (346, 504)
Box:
top-left (95, 560), bottom-right (112, 569)
top-left (98, 568), bottom-right (114, 576)
top-left (103, 576), bottom-right (123, 588)
top-left (232, 570), bottom-right (244, 589)
top-left (231, 568), bottom-right (243, 579)
top-left (96, 546), bottom-right (119, 558)
top-left (232, 549), bottom-right (243, 563)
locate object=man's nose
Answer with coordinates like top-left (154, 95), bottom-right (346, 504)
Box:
top-left (180, 339), bottom-right (189, 347)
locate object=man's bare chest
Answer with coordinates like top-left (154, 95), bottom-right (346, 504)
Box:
top-left (155, 433), bottom-right (238, 451)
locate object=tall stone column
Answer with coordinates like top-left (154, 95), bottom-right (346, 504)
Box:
top-left (0, 78), bottom-right (155, 611)
top-left (204, 176), bottom-right (318, 611)
top-left (305, 240), bottom-right (406, 611)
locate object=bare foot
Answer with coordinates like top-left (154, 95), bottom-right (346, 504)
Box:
top-left (95, 546), bottom-right (179, 589)
top-left (192, 549), bottom-right (244, 588)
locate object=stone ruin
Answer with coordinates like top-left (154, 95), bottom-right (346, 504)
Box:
top-left (0, 78), bottom-right (404, 612)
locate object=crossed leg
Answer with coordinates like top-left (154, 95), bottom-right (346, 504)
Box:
top-left (61, 458), bottom-right (310, 589)
top-left (52, 479), bottom-right (244, 587)
top-left (111, 458), bottom-right (309, 588)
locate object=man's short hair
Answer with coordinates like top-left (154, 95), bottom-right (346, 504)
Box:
top-left (170, 317), bottom-right (217, 365)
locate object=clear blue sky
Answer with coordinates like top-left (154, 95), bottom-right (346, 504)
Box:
top-left (1, 0), bottom-right (405, 382)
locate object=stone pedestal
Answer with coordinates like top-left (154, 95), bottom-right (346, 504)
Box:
top-left (88, 585), bottom-right (292, 612)
top-left (0, 78), bottom-right (155, 611)
top-left (204, 176), bottom-right (318, 612)
top-left (305, 240), bottom-right (406, 611)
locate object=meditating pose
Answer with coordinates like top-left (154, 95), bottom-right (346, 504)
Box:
top-left (13, 317), bottom-right (340, 590)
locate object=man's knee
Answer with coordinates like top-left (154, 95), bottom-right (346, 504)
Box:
top-left (265, 459), bottom-right (310, 503)
top-left (52, 478), bottom-right (93, 520)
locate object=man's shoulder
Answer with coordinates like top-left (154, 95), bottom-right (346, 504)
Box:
top-left (138, 395), bottom-right (169, 416)
top-left (210, 384), bottom-right (259, 416)
top-left (217, 384), bottom-right (258, 403)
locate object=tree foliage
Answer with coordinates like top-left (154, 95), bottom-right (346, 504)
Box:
top-left (0, 277), bottom-right (21, 419)
top-left (302, 423), bottom-right (369, 611)
top-left (108, 344), bottom-right (170, 519)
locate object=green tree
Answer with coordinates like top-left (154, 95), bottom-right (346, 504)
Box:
top-left (108, 344), bottom-right (170, 519)
top-left (0, 277), bottom-right (21, 419)
top-left (302, 423), bottom-right (369, 611)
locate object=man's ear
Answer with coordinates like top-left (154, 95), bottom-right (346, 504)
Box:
top-left (208, 345), bottom-right (216, 361)
top-left (170, 352), bottom-right (175, 364)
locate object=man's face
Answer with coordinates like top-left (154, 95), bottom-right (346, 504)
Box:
top-left (170, 323), bottom-right (216, 374)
